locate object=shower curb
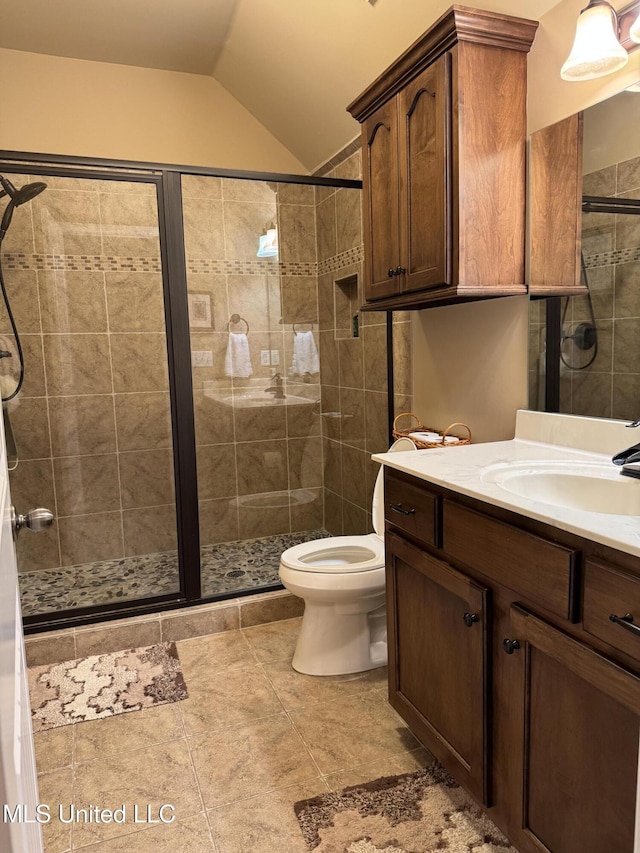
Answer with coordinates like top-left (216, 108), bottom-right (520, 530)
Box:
top-left (24, 590), bottom-right (304, 667)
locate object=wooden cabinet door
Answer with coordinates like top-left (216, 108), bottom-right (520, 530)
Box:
top-left (362, 98), bottom-right (401, 301)
top-left (507, 605), bottom-right (640, 853)
top-left (398, 53), bottom-right (451, 293)
top-left (386, 530), bottom-right (489, 803)
top-left (529, 113), bottom-right (586, 297)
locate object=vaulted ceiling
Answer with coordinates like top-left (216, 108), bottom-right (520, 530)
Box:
top-left (0, 0), bottom-right (563, 170)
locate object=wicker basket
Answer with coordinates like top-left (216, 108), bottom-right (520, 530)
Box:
top-left (392, 413), bottom-right (472, 449)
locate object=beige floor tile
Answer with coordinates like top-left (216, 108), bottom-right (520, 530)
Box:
top-left (289, 691), bottom-right (419, 775)
top-left (37, 767), bottom-right (73, 853)
top-left (263, 660), bottom-right (387, 710)
top-left (74, 705), bottom-right (184, 762)
top-left (34, 725), bottom-right (74, 773)
top-left (322, 746), bottom-right (435, 791)
top-left (241, 617), bottom-right (301, 663)
top-left (176, 631), bottom-right (257, 677)
top-left (189, 713), bottom-right (319, 808)
top-left (72, 739), bottom-right (202, 847)
top-left (179, 662), bottom-right (283, 736)
top-left (207, 780), bottom-right (328, 853)
top-left (67, 812), bottom-right (215, 852)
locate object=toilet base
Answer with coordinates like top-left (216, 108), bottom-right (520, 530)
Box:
top-left (291, 600), bottom-right (387, 676)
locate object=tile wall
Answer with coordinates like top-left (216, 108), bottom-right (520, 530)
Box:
top-left (182, 176), bottom-right (324, 544)
top-left (529, 154), bottom-right (640, 418)
top-left (314, 146), bottom-right (412, 534)
top-left (0, 174), bottom-right (177, 579)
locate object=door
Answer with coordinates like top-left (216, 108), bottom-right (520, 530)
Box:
top-left (386, 530), bottom-right (489, 803)
top-left (0, 414), bottom-right (43, 852)
top-left (398, 53), bottom-right (451, 293)
top-left (506, 605), bottom-right (640, 853)
top-left (362, 99), bottom-right (401, 301)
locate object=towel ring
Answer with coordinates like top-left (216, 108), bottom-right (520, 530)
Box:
top-left (227, 313), bottom-right (250, 333)
top-left (293, 322), bottom-right (315, 334)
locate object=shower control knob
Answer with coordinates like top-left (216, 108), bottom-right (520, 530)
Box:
top-left (11, 506), bottom-right (55, 535)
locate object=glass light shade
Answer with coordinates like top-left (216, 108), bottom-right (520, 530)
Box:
top-left (630, 11), bottom-right (640, 43)
top-left (626, 80), bottom-right (640, 91)
top-left (561, 2), bottom-right (629, 81)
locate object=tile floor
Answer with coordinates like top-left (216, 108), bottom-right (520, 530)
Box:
top-left (33, 616), bottom-right (433, 852)
top-left (22, 531), bottom-right (329, 617)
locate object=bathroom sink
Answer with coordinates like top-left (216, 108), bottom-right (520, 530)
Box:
top-left (205, 389), bottom-right (314, 408)
top-left (480, 460), bottom-right (640, 516)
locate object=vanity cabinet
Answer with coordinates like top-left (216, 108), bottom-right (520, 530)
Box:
top-left (347, 6), bottom-right (538, 311)
top-left (386, 530), bottom-right (488, 803)
top-left (383, 466), bottom-right (640, 853)
top-left (506, 605), bottom-right (640, 853)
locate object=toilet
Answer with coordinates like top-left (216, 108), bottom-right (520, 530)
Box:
top-left (279, 437), bottom-right (417, 676)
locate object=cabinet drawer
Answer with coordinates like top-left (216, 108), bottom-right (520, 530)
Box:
top-left (443, 502), bottom-right (579, 621)
top-left (384, 470), bottom-right (441, 548)
top-left (584, 560), bottom-right (640, 661)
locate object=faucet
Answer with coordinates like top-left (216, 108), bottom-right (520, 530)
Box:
top-left (265, 372), bottom-right (285, 399)
top-left (612, 419), bottom-right (640, 474)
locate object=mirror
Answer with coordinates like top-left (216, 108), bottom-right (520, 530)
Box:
top-left (528, 88), bottom-right (640, 420)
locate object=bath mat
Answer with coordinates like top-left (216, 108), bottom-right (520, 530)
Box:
top-left (294, 762), bottom-right (519, 852)
top-left (28, 641), bottom-right (188, 732)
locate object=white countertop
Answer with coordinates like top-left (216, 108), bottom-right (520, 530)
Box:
top-left (373, 410), bottom-right (640, 559)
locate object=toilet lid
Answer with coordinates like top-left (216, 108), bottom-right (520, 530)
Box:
top-left (372, 437), bottom-right (418, 535)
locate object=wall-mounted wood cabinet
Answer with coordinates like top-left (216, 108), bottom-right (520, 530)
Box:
top-left (529, 113), bottom-right (588, 297)
top-left (348, 6), bottom-right (538, 311)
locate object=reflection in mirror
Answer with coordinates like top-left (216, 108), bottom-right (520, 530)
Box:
top-left (529, 88), bottom-right (640, 419)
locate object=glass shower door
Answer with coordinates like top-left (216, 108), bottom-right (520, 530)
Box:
top-left (0, 170), bottom-right (180, 617)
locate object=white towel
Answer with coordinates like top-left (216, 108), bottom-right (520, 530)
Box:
top-left (291, 330), bottom-right (319, 376)
top-left (224, 333), bottom-right (253, 378)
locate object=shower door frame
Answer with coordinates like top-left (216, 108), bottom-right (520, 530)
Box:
top-left (0, 149), bottom-right (367, 634)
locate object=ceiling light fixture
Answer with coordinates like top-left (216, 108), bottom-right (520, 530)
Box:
top-left (561, 0), bottom-right (640, 81)
top-left (561, 1), bottom-right (629, 81)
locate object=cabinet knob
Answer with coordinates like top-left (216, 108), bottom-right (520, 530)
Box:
top-left (395, 266), bottom-right (406, 275)
top-left (463, 612), bottom-right (479, 628)
top-left (387, 268), bottom-right (397, 278)
top-left (502, 638), bottom-right (521, 655)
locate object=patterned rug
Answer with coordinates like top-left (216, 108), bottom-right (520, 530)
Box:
top-left (294, 763), bottom-right (519, 852)
top-left (28, 642), bottom-right (188, 732)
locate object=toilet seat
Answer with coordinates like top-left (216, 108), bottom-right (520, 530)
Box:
top-left (279, 533), bottom-right (384, 573)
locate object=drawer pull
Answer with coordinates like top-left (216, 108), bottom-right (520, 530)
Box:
top-left (609, 613), bottom-right (640, 637)
top-left (390, 503), bottom-right (416, 516)
top-left (463, 612), bottom-right (479, 628)
top-left (503, 638), bottom-right (521, 655)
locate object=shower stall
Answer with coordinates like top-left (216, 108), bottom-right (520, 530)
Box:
top-left (0, 151), bottom-right (410, 632)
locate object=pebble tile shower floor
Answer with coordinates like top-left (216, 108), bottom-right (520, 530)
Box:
top-left (20, 531), bottom-right (329, 617)
top-left (32, 617), bottom-right (433, 852)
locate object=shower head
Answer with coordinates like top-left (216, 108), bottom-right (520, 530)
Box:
top-left (0, 175), bottom-right (47, 206)
top-left (0, 175), bottom-right (47, 242)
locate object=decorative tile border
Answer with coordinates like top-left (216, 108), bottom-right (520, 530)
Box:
top-left (4, 250), bottom-right (364, 277)
top-left (3, 253), bottom-right (162, 273)
top-left (318, 246), bottom-right (364, 275)
top-left (584, 245), bottom-right (640, 269)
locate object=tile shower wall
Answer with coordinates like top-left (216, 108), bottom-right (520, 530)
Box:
top-left (182, 176), bottom-right (324, 546)
top-left (529, 155), bottom-right (640, 418)
top-left (0, 174), bottom-right (177, 579)
top-left (314, 146), bottom-right (412, 535)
